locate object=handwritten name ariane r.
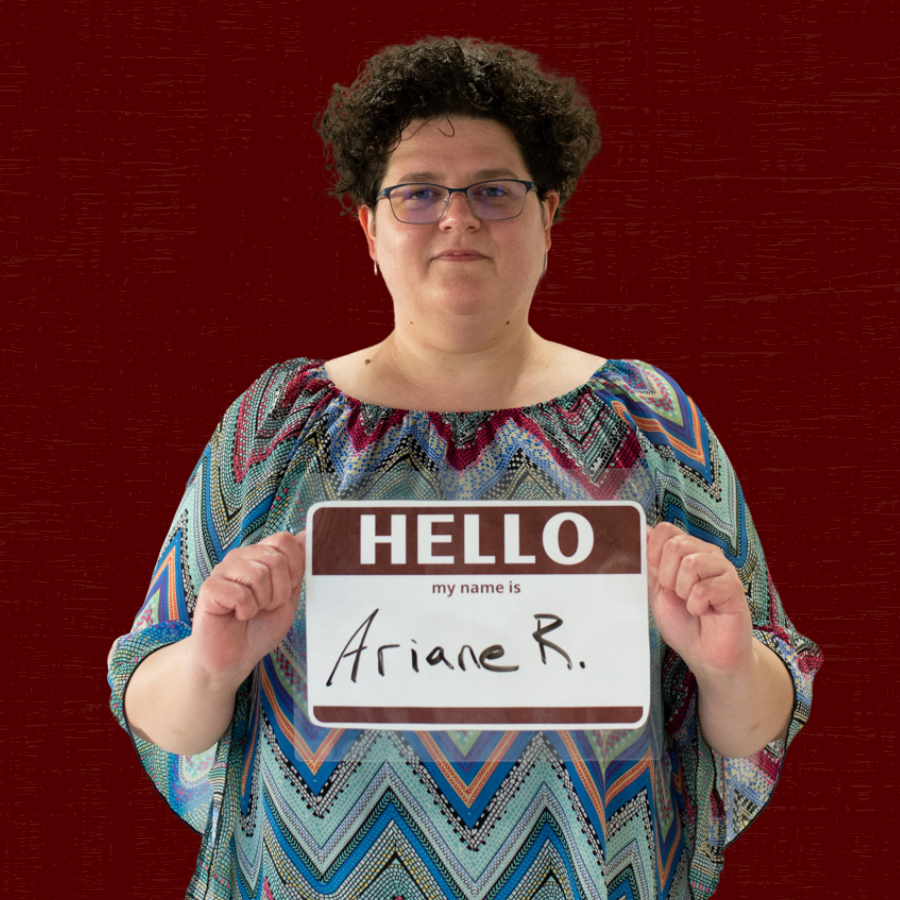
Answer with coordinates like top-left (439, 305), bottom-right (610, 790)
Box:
top-left (325, 609), bottom-right (577, 687)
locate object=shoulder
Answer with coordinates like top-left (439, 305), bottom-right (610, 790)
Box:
top-left (599, 359), bottom-right (713, 462)
top-left (224, 357), bottom-right (329, 421)
top-left (208, 356), bottom-right (332, 459)
top-left (601, 359), bottom-right (695, 419)
top-left (239, 356), bottom-right (326, 402)
top-left (188, 356), bottom-right (334, 491)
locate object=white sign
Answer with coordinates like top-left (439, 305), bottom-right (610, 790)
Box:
top-left (305, 501), bottom-right (649, 730)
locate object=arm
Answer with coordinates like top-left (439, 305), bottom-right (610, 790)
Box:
top-left (695, 640), bottom-right (793, 759)
top-left (647, 522), bottom-right (793, 758)
top-left (124, 638), bottom-right (243, 756)
top-left (107, 359), bottom-right (316, 831)
top-left (603, 359), bottom-right (823, 891)
top-left (124, 530), bottom-right (306, 756)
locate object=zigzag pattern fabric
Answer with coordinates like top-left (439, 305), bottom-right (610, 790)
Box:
top-left (108, 358), bottom-right (822, 900)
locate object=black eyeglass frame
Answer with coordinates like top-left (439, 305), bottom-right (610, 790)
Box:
top-left (374, 179), bottom-right (539, 224)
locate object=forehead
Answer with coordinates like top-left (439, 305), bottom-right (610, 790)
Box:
top-left (384, 117), bottom-right (530, 182)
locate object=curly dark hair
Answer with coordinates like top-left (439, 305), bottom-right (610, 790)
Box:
top-left (314, 37), bottom-right (601, 224)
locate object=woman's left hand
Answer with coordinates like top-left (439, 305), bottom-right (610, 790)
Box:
top-left (646, 522), bottom-right (754, 676)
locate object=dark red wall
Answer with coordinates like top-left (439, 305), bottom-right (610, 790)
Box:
top-left (4, 1), bottom-right (896, 896)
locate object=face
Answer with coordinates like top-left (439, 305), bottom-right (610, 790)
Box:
top-left (358, 117), bottom-right (560, 343)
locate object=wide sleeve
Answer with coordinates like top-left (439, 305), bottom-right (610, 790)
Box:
top-left (106, 358), bottom-right (311, 834)
top-left (604, 359), bottom-right (824, 899)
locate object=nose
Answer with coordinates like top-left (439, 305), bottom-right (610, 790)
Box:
top-left (439, 191), bottom-right (481, 230)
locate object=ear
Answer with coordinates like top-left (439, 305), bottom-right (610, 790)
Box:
top-left (358, 205), bottom-right (377, 262)
top-left (542, 191), bottom-right (561, 253)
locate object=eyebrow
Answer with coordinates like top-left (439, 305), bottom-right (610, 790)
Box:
top-left (393, 168), bottom-right (522, 184)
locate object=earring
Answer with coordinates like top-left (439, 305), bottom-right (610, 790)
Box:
top-left (542, 253), bottom-right (548, 277)
top-left (374, 259), bottom-right (378, 276)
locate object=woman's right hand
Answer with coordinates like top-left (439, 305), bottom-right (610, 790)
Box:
top-left (186, 530), bottom-right (307, 687)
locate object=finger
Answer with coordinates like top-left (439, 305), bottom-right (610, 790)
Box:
top-left (201, 577), bottom-right (260, 621)
top-left (254, 544), bottom-right (294, 610)
top-left (646, 522), bottom-right (689, 573)
top-left (221, 555), bottom-right (275, 612)
top-left (685, 570), bottom-right (746, 617)
top-left (293, 531), bottom-right (307, 603)
top-left (282, 530), bottom-right (308, 600)
top-left (655, 531), bottom-right (697, 591)
top-left (684, 578), bottom-right (712, 617)
top-left (648, 569), bottom-right (699, 642)
top-left (258, 531), bottom-right (306, 591)
top-left (216, 532), bottom-right (305, 617)
top-left (673, 551), bottom-right (727, 606)
top-left (647, 569), bottom-right (670, 621)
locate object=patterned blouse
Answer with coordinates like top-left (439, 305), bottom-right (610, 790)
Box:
top-left (108, 358), bottom-right (822, 900)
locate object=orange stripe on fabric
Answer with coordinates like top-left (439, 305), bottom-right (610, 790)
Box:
top-left (657, 798), bottom-right (681, 888)
top-left (147, 543), bottom-right (180, 621)
top-left (611, 398), bottom-right (706, 464)
top-left (415, 731), bottom-right (519, 807)
top-left (607, 746), bottom-right (653, 800)
top-left (259, 668), bottom-right (344, 776)
top-left (559, 733), bottom-right (607, 833)
top-left (604, 745), bottom-right (680, 887)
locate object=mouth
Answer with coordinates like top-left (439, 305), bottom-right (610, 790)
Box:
top-left (434, 251), bottom-right (488, 261)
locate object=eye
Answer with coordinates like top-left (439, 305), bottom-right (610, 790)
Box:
top-left (404, 186), bottom-right (439, 202)
top-left (475, 183), bottom-right (507, 198)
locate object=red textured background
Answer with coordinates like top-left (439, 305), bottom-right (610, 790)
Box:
top-left (3, 1), bottom-right (897, 897)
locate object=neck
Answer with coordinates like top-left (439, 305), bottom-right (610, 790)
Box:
top-left (372, 322), bottom-right (551, 410)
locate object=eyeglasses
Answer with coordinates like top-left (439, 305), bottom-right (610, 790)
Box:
top-left (375, 179), bottom-right (537, 224)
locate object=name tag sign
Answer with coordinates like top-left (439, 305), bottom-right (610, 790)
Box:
top-left (305, 501), bottom-right (649, 731)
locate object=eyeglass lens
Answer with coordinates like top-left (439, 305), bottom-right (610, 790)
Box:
top-left (389, 181), bottom-right (528, 223)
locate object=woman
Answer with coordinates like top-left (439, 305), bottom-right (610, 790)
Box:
top-left (108, 37), bottom-right (822, 899)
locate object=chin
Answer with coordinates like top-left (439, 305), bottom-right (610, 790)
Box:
top-left (437, 294), bottom-right (510, 321)
top-left (434, 276), bottom-right (510, 305)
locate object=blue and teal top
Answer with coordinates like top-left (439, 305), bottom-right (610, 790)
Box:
top-left (108, 358), bottom-right (822, 900)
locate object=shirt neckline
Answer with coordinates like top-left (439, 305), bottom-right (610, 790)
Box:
top-left (310, 358), bottom-right (616, 415)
